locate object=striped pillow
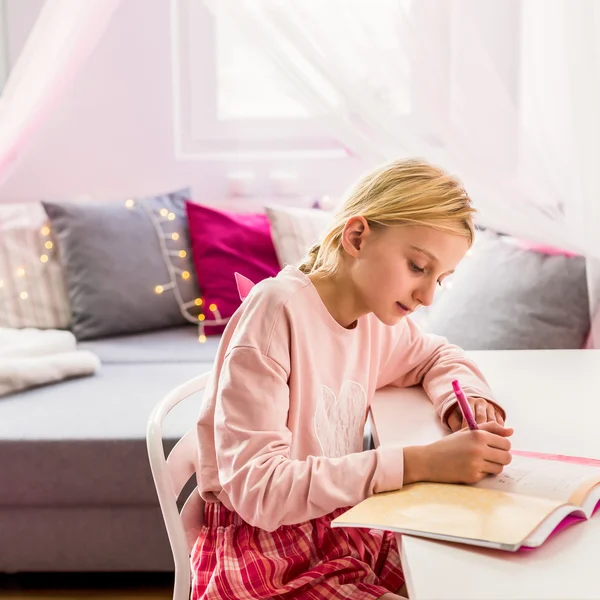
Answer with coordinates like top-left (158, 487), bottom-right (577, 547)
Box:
top-left (265, 205), bottom-right (334, 268)
top-left (0, 203), bottom-right (71, 329)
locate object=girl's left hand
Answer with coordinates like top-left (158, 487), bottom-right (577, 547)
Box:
top-left (446, 396), bottom-right (505, 432)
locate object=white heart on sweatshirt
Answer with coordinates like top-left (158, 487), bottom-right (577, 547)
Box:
top-left (314, 381), bottom-right (367, 458)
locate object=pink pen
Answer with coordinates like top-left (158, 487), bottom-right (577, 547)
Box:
top-left (451, 379), bottom-right (479, 430)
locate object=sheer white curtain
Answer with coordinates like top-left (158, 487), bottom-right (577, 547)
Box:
top-left (207, 0), bottom-right (600, 346)
top-left (0, 0), bottom-right (121, 187)
top-left (562, 0), bottom-right (600, 346)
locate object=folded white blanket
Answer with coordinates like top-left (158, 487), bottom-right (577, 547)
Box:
top-left (0, 327), bottom-right (77, 358)
top-left (0, 328), bottom-right (100, 397)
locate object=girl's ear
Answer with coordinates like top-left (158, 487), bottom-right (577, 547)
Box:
top-left (341, 216), bottom-right (370, 258)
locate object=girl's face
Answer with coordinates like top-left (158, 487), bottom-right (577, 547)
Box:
top-left (342, 218), bottom-right (469, 326)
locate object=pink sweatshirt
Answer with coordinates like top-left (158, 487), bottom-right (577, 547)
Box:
top-left (196, 266), bottom-right (497, 532)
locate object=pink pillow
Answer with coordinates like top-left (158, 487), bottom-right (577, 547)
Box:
top-left (518, 241), bottom-right (579, 257)
top-left (186, 201), bottom-right (280, 334)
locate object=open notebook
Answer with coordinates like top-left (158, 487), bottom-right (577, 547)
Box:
top-left (332, 451), bottom-right (600, 551)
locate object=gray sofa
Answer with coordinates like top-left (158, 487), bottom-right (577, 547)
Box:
top-left (0, 325), bottom-right (221, 573)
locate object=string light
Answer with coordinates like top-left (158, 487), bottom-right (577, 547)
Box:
top-left (143, 201), bottom-right (230, 344)
top-left (125, 199), bottom-right (135, 209)
top-left (211, 303), bottom-right (221, 320)
top-left (167, 250), bottom-right (188, 258)
top-left (196, 301), bottom-right (223, 342)
top-left (8, 220), bottom-right (57, 307)
top-left (144, 202), bottom-right (207, 341)
top-left (0, 280), bottom-right (4, 288)
top-left (154, 282), bottom-right (175, 294)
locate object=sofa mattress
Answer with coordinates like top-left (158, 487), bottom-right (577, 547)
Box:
top-left (78, 325), bottom-right (222, 364)
top-left (0, 361), bottom-right (211, 506)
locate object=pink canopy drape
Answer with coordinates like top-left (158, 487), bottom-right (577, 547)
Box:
top-left (0, 0), bottom-right (121, 186)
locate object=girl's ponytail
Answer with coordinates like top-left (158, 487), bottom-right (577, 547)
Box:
top-left (297, 243), bottom-right (321, 274)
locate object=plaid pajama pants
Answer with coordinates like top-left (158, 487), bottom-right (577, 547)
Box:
top-left (191, 501), bottom-right (405, 600)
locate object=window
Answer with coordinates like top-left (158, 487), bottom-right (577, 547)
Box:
top-left (172, 0), bottom-right (354, 159)
top-left (172, 0), bottom-right (416, 161)
top-left (215, 11), bottom-right (313, 122)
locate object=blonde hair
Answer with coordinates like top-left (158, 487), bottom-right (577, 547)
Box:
top-left (298, 158), bottom-right (476, 276)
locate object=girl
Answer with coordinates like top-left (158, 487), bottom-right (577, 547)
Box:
top-left (193, 159), bottom-right (512, 600)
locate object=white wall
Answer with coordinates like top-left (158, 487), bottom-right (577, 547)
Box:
top-left (0, 0), bottom-right (367, 206)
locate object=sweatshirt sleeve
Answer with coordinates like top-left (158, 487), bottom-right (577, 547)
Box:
top-left (214, 345), bottom-right (405, 531)
top-left (378, 318), bottom-right (505, 424)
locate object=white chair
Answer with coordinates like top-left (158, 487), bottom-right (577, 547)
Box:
top-left (146, 372), bottom-right (210, 600)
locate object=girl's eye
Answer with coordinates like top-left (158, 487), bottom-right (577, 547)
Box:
top-left (409, 261), bottom-right (425, 274)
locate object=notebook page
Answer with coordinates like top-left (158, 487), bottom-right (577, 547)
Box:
top-left (522, 504), bottom-right (584, 548)
top-left (475, 455), bottom-right (600, 504)
top-left (582, 486), bottom-right (600, 514)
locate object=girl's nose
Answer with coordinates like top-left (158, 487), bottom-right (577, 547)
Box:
top-left (414, 280), bottom-right (436, 307)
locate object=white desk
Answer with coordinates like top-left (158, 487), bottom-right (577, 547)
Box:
top-left (370, 350), bottom-right (600, 600)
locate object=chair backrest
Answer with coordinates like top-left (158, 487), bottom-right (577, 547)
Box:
top-left (146, 372), bottom-right (210, 600)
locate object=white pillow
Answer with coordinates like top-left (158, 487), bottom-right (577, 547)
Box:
top-left (0, 203), bottom-right (71, 329)
top-left (265, 205), bottom-right (334, 267)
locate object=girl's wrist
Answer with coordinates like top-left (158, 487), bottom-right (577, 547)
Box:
top-left (402, 445), bottom-right (430, 485)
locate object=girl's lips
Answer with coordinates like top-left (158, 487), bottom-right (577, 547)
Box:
top-left (396, 301), bottom-right (411, 314)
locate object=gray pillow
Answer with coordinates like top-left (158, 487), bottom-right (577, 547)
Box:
top-left (43, 190), bottom-right (201, 340)
top-left (421, 231), bottom-right (589, 350)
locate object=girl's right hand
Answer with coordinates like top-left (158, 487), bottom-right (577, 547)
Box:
top-left (403, 421), bottom-right (514, 486)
